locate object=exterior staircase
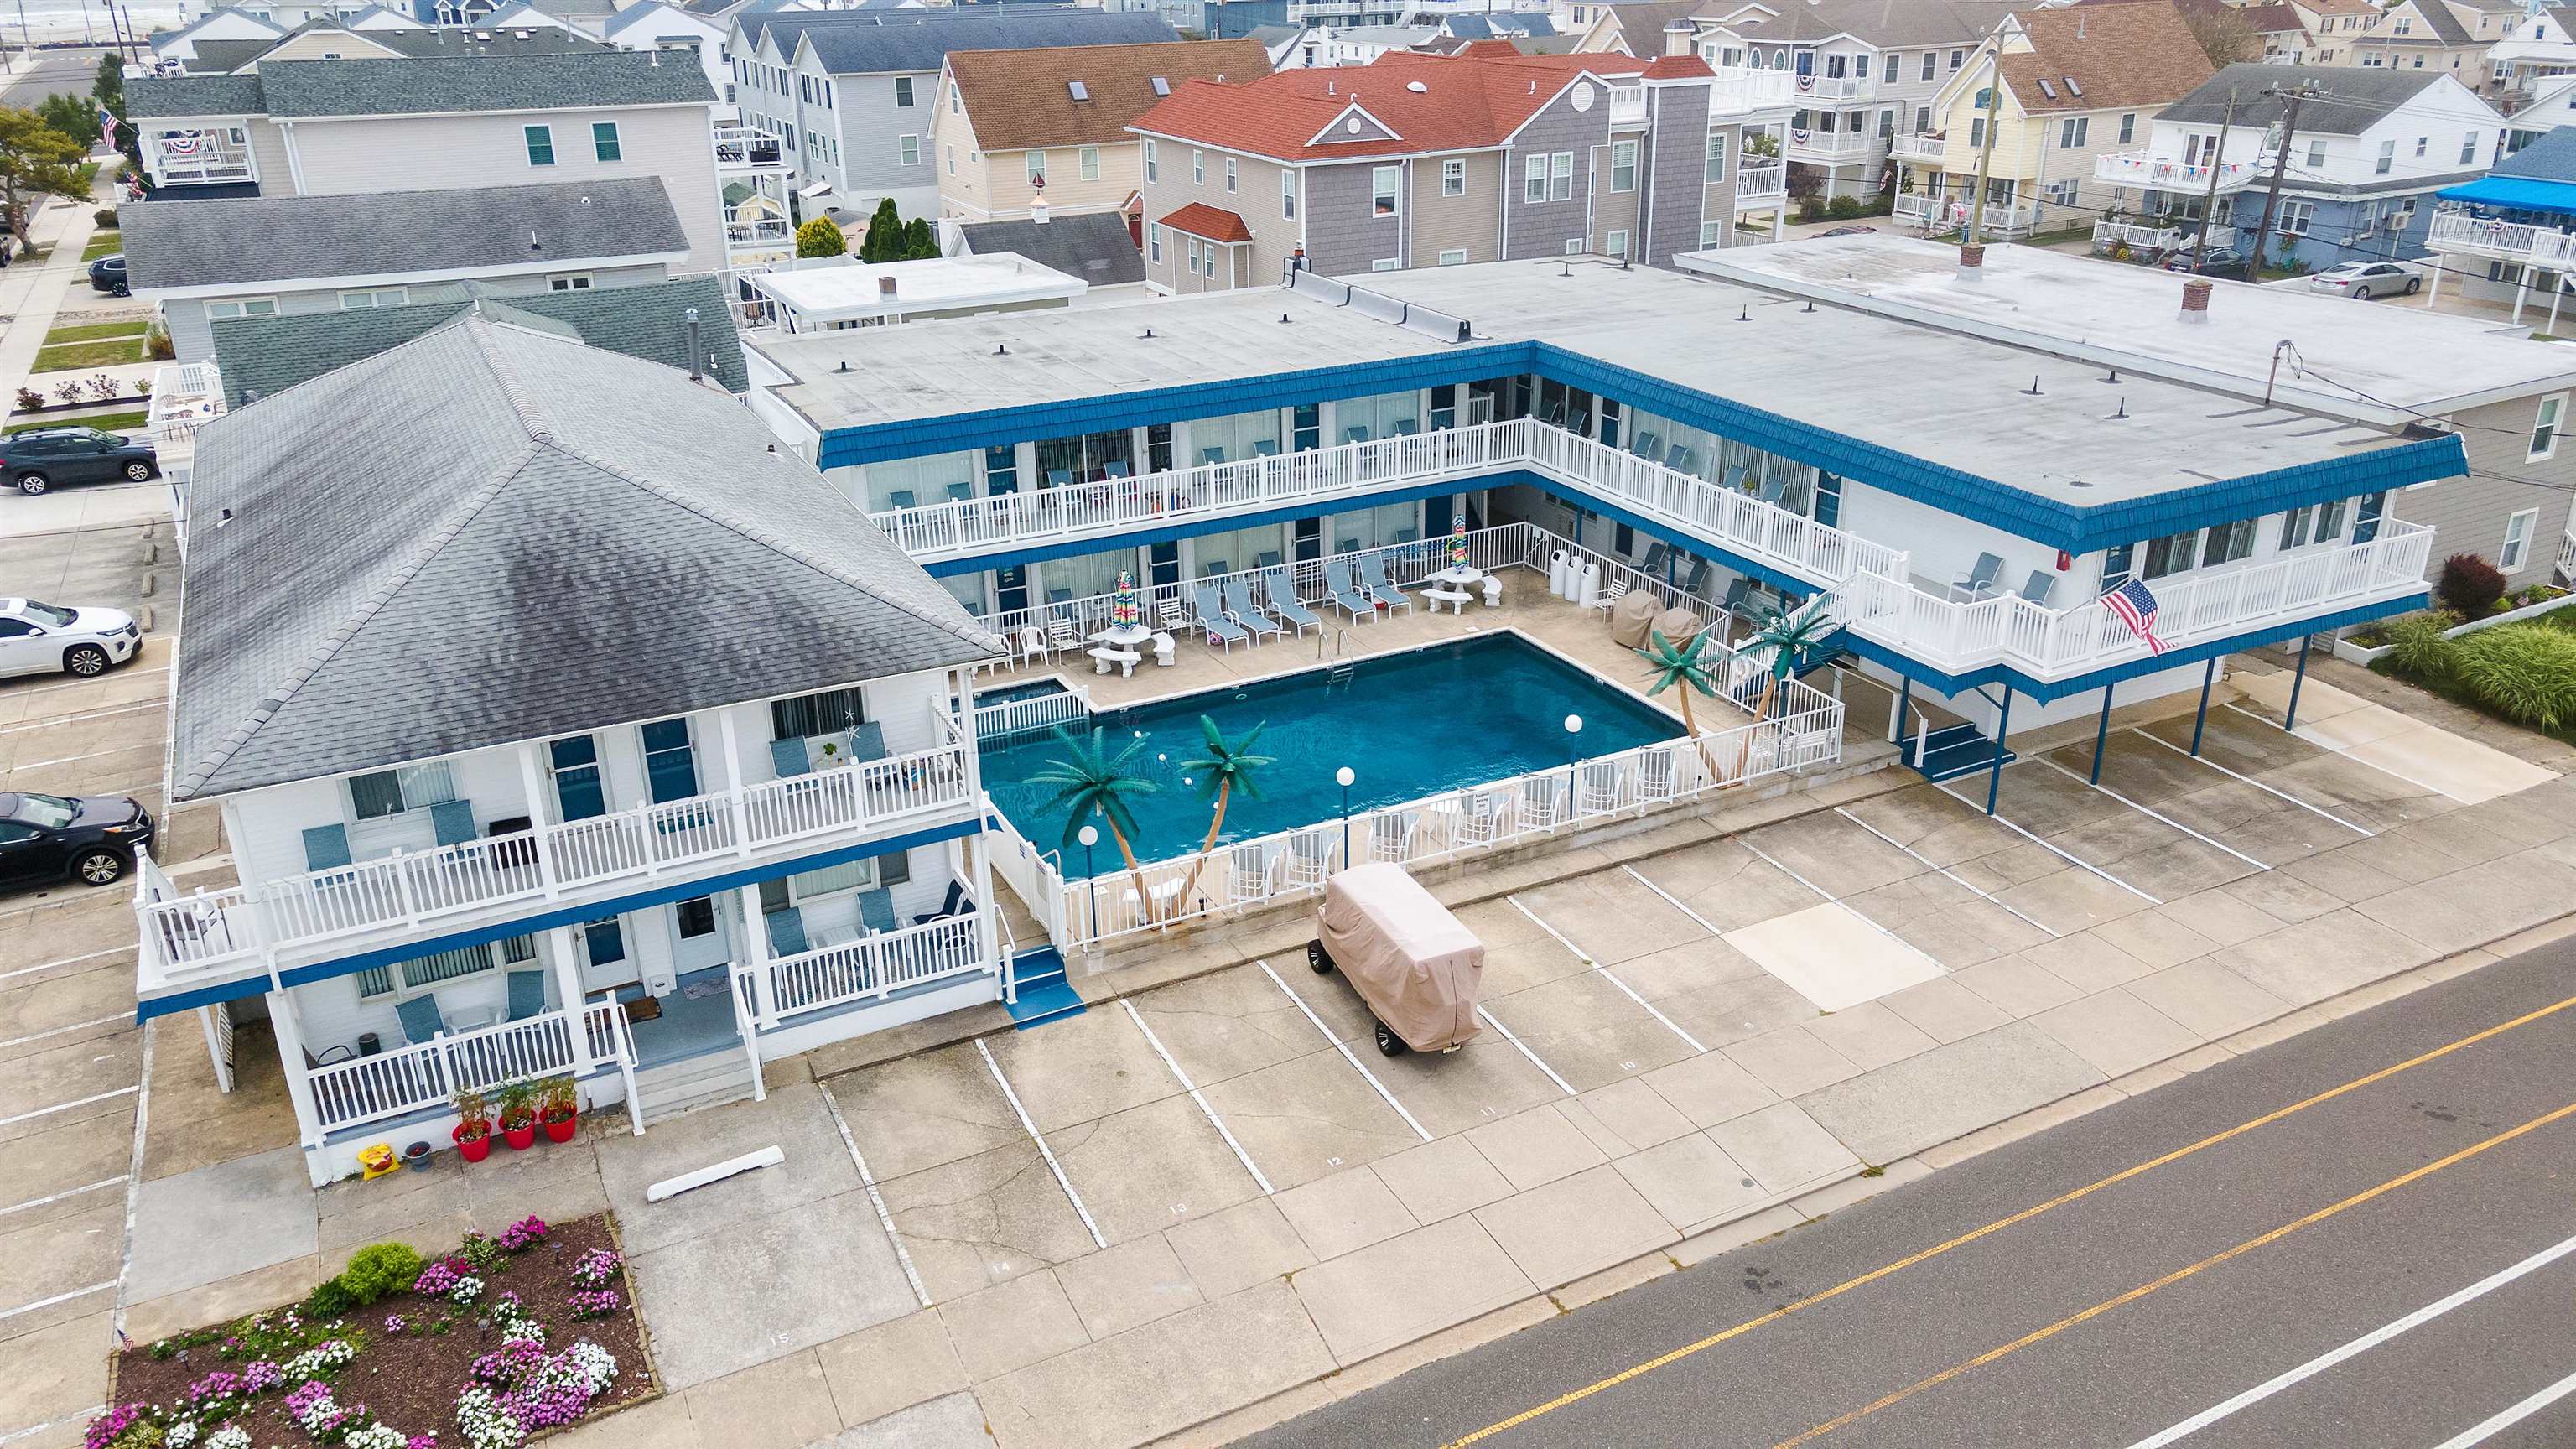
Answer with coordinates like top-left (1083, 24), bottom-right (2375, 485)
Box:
top-left (631, 1049), bottom-right (758, 1126)
top-left (1908, 721), bottom-right (2016, 783)
top-left (1004, 945), bottom-right (1084, 1030)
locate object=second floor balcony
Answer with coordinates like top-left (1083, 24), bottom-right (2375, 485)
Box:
top-left (1888, 131), bottom-right (1946, 166)
top-left (1735, 161), bottom-right (1787, 203)
top-left (1895, 191), bottom-right (2040, 237)
top-left (2093, 148), bottom-right (2269, 195)
top-left (143, 124), bottom-right (255, 188)
top-left (714, 123), bottom-right (785, 172)
top-left (1790, 72), bottom-right (1876, 103)
top-left (1788, 127), bottom-right (1875, 164)
top-left (727, 216), bottom-right (792, 254)
top-left (2426, 208), bottom-right (2576, 267)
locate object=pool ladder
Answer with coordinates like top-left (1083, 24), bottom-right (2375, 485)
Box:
top-left (1321, 628), bottom-right (1355, 686)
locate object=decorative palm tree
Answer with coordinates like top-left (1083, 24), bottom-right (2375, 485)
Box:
top-left (1172, 716), bottom-right (1274, 911)
top-left (1029, 727), bottom-right (1161, 927)
top-left (1635, 627), bottom-right (1726, 773)
top-left (1733, 599), bottom-right (1841, 777)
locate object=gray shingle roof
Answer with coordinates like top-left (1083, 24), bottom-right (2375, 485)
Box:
top-left (257, 50), bottom-right (714, 115)
top-left (2163, 63), bottom-right (2447, 134)
top-left (955, 213), bottom-right (1145, 288)
top-left (209, 274), bottom-right (750, 404)
top-left (2495, 124), bottom-right (2576, 182)
top-left (128, 71), bottom-right (265, 117)
top-left (122, 178), bottom-right (688, 291)
top-left (180, 21), bottom-right (610, 72)
top-left (793, 11), bottom-right (1180, 76)
top-left (173, 314), bottom-right (1000, 802)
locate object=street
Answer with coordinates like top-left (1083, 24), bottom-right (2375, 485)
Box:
top-left (0, 45), bottom-right (115, 108)
top-left (1242, 932), bottom-right (2576, 1449)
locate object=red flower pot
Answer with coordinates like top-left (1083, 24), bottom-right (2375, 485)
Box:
top-left (541, 1112), bottom-right (578, 1144)
top-left (502, 1122), bottom-right (538, 1151)
top-left (454, 1124), bottom-right (493, 1162)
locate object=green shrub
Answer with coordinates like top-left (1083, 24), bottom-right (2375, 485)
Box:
top-left (794, 215), bottom-right (845, 259)
top-left (2452, 622), bottom-right (2576, 732)
top-left (456, 1230), bottom-right (507, 1273)
top-left (339, 1241), bottom-right (425, 1306)
top-left (1825, 195), bottom-right (1862, 220)
top-left (2380, 612), bottom-right (2458, 679)
top-left (303, 1275), bottom-right (358, 1317)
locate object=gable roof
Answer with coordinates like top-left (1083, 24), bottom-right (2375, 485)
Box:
top-left (947, 39), bottom-right (1269, 150)
top-left (209, 275), bottom-right (750, 404)
top-left (954, 212), bottom-right (1145, 287)
top-left (257, 49), bottom-right (714, 115)
top-left (793, 10), bottom-right (1181, 76)
top-left (1159, 200), bottom-right (1253, 242)
top-left (2366, 0), bottom-right (2475, 45)
top-left (2161, 62), bottom-right (2449, 132)
top-left (2237, 3), bottom-right (2311, 35)
top-left (1130, 49), bottom-right (1660, 162)
top-left (152, 5), bottom-right (287, 51)
top-left (122, 177), bottom-right (687, 290)
top-left (1714, 0), bottom-right (2017, 49)
top-left (1592, 1), bottom-right (1699, 48)
top-left (185, 18), bottom-right (613, 71)
top-left (128, 70), bottom-right (266, 117)
top-left (173, 314), bottom-right (998, 802)
top-left (1993, 2), bottom-right (2212, 114)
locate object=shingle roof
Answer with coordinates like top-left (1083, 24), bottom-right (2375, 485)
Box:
top-left (209, 275), bottom-right (750, 404)
top-left (1159, 200), bottom-right (1253, 242)
top-left (172, 314), bottom-right (1000, 801)
top-left (1130, 49), bottom-right (1659, 162)
top-left (2161, 62), bottom-right (2448, 132)
top-left (955, 212), bottom-right (1145, 287)
top-left (794, 10), bottom-right (1180, 76)
top-left (1593, 2), bottom-right (1698, 47)
top-left (2491, 122), bottom-right (2576, 180)
top-left (257, 50), bottom-right (714, 115)
top-left (2366, 0), bottom-right (2474, 45)
top-left (947, 39), bottom-right (1269, 151)
top-left (184, 19), bottom-right (612, 71)
top-left (2237, 3), bottom-right (2311, 34)
top-left (1716, 0), bottom-right (2016, 49)
top-left (122, 178), bottom-right (688, 290)
top-left (1995, 2), bottom-right (2213, 114)
top-left (128, 71), bottom-right (265, 117)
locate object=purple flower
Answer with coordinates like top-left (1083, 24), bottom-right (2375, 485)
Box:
top-left (186, 1369), bottom-right (242, 1403)
top-left (82, 1404), bottom-right (144, 1449)
top-left (412, 1263), bottom-right (460, 1297)
top-left (565, 1291), bottom-right (621, 1322)
top-left (241, 1361), bottom-right (283, 1393)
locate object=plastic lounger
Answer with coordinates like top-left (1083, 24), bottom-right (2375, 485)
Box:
top-left (1224, 579), bottom-right (1287, 640)
top-left (856, 888), bottom-right (897, 935)
top-left (505, 969), bottom-right (547, 1021)
top-left (1357, 555), bottom-right (1413, 613)
top-left (1322, 559), bottom-right (1375, 621)
top-left (1192, 585), bottom-right (1249, 651)
top-left (395, 994), bottom-right (446, 1046)
top-left (1265, 572), bottom-right (1321, 632)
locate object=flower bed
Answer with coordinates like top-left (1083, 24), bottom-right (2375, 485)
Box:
top-left (96, 1214), bottom-right (652, 1449)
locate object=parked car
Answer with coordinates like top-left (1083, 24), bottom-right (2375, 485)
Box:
top-left (0, 598), bottom-right (141, 679)
top-left (1, 427), bottom-right (158, 495)
top-left (0, 790), bottom-right (153, 889)
top-left (2163, 245), bottom-right (2255, 280)
top-left (2309, 260), bottom-right (2422, 299)
top-left (86, 252), bottom-right (126, 294)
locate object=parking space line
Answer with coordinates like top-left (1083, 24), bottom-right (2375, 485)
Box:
top-left (2428, 1367), bottom-right (2576, 1449)
top-left (2127, 728), bottom-right (2376, 838)
top-left (0, 1281), bottom-right (111, 1323)
top-left (1832, 808), bottom-right (2064, 939)
top-left (111, 1023), bottom-right (154, 1338)
top-left (11, 744), bottom-right (148, 771)
top-left (1257, 960), bottom-right (1436, 1140)
top-left (1932, 781), bottom-right (2163, 905)
top-left (0, 1176), bottom-right (124, 1221)
top-left (0, 1012), bottom-right (127, 1052)
top-left (1474, 1003), bottom-right (1576, 1098)
top-left (1735, 836), bottom-right (1921, 953)
top-left (1507, 898), bottom-right (1706, 1054)
top-left (0, 1085), bottom-right (136, 1129)
top-left (975, 1038), bottom-right (1108, 1250)
top-left (9, 665), bottom-right (165, 698)
top-left (818, 1082), bottom-right (933, 1308)
top-left (1119, 1000), bottom-right (1275, 1197)
top-left (0, 946), bottom-right (134, 984)
top-left (2032, 755), bottom-right (2272, 873)
top-left (0, 699), bottom-right (162, 735)
top-left (2222, 703), bottom-right (2455, 801)
top-left (1621, 865), bottom-right (1723, 936)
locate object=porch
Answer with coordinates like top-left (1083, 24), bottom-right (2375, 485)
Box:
top-left (2092, 148), bottom-right (2268, 194)
top-left (143, 123), bottom-right (256, 189)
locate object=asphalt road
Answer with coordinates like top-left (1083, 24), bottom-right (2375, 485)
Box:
top-left (0, 44), bottom-right (115, 108)
top-left (1243, 939), bottom-right (2576, 1449)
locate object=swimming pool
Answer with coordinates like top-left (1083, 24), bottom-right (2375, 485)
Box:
top-left (980, 632), bottom-right (1682, 873)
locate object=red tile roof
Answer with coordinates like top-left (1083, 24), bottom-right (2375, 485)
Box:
top-left (1159, 201), bottom-right (1254, 242)
top-left (1131, 49), bottom-right (1664, 162)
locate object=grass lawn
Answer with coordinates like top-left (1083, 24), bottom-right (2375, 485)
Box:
top-left (80, 230), bottom-right (118, 261)
top-left (32, 335), bottom-right (148, 372)
top-left (39, 317), bottom-right (147, 346)
top-left (5, 408), bottom-right (144, 434)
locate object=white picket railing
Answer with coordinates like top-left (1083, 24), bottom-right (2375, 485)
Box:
top-left (2093, 148), bottom-right (2268, 191)
top-left (1734, 162), bottom-right (1787, 201)
top-left (136, 740), bottom-right (976, 988)
top-left (748, 911), bottom-right (990, 1024)
top-left (2428, 209), bottom-right (2576, 267)
top-left (974, 683), bottom-right (1093, 740)
top-left (304, 996), bottom-right (631, 1137)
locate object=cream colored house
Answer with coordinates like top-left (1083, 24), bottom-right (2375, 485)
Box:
top-left (932, 39), bottom-right (1270, 223)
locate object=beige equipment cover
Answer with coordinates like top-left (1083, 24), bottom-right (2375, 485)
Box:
top-left (1609, 589), bottom-right (1664, 649)
top-left (1316, 863), bottom-right (1484, 1052)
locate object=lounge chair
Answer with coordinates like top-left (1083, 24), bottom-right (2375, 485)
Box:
top-left (1322, 559), bottom-right (1376, 621)
top-left (856, 887), bottom-right (897, 935)
top-left (1200, 446), bottom-right (1226, 466)
top-left (302, 823), bottom-right (353, 873)
top-left (1200, 558), bottom-right (1230, 578)
top-left (1632, 431), bottom-right (1661, 459)
top-left (1252, 439), bottom-right (1280, 456)
top-left (1191, 585), bottom-right (1249, 652)
top-left (1047, 588), bottom-right (1072, 605)
top-left (1588, 579), bottom-right (1631, 612)
top-left (1343, 425), bottom-right (1371, 444)
top-left (1394, 419), bottom-right (1420, 436)
top-left (1950, 552), bottom-right (2004, 601)
top-left (1264, 571), bottom-right (1321, 633)
top-left (1046, 469), bottom-right (1072, 489)
top-left (1722, 463), bottom-right (1752, 492)
top-left (944, 482), bottom-right (973, 503)
top-left (1666, 444), bottom-right (1699, 475)
top-left (1680, 557), bottom-right (1713, 597)
top-left (765, 906), bottom-right (808, 957)
top-left (1223, 579), bottom-right (1288, 641)
top-left (2018, 570), bottom-right (2056, 607)
top-left (1722, 576), bottom-right (1753, 614)
top-left (845, 722), bottom-right (889, 763)
top-left (1393, 527), bottom-right (1418, 543)
top-left (1755, 474), bottom-right (1789, 506)
top-left (1640, 542), bottom-right (1670, 579)
top-left (912, 880), bottom-right (970, 924)
top-left (506, 969), bottom-right (547, 1022)
top-left (886, 490), bottom-right (917, 512)
top-left (430, 799), bottom-right (476, 849)
top-left (1255, 549), bottom-right (1281, 569)
top-left (770, 736), bottom-right (813, 778)
top-left (395, 994), bottom-right (447, 1046)
top-left (1356, 554), bottom-right (1413, 614)
top-left (1104, 460), bottom-right (1130, 480)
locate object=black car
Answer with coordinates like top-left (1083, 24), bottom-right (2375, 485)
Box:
top-left (0, 790), bottom-right (153, 889)
top-left (1, 428), bottom-right (158, 496)
top-left (87, 253), bottom-right (127, 294)
top-left (2162, 246), bottom-right (2255, 280)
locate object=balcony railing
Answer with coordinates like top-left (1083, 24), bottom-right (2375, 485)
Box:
top-left (727, 216), bottom-right (792, 250)
top-left (2092, 148), bottom-right (2268, 193)
top-left (1789, 73), bottom-right (1875, 101)
top-left (714, 124), bottom-right (784, 170)
top-left (1888, 132), bottom-right (1945, 164)
top-left (2427, 209), bottom-right (2576, 267)
top-left (147, 361), bottom-right (223, 454)
top-left (1789, 128), bottom-right (1875, 162)
top-left (743, 910), bottom-right (992, 1026)
top-left (133, 738), bottom-right (977, 994)
top-left (1896, 192), bottom-right (2038, 236)
top-left (1706, 67), bottom-right (1799, 112)
top-left (2093, 221), bottom-right (2239, 256)
top-left (305, 997), bottom-right (633, 1138)
top-left (1735, 161), bottom-right (1786, 201)
top-left (1840, 521), bottom-right (2435, 678)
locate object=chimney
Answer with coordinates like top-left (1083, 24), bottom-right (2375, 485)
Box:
top-left (1031, 192), bottom-right (1050, 225)
top-left (1956, 241), bottom-right (1985, 281)
top-left (684, 307), bottom-right (703, 381)
top-left (878, 274), bottom-right (898, 300)
top-left (1662, 18), bottom-right (1691, 55)
top-left (2179, 277), bottom-right (2213, 323)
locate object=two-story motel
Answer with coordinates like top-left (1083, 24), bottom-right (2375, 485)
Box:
top-left (135, 310), bottom-right (1006, 1184)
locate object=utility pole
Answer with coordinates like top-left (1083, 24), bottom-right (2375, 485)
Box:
top-left (2244, 82), bottom-right (2314, 280)
top-left (2189, 86), bottom-right (2237, 273)
top-left (1963, 42), bottom-right (2004, 246)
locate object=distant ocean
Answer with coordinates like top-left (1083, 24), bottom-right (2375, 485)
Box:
top-left (7, 0), bottom-right (189, 43)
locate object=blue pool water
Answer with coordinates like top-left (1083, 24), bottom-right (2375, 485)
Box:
top-left (980, 633), bottom-right (1682, 872)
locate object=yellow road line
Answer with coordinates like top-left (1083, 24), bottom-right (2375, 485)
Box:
top-left (1441, 987), bottom-right (2576, 1448)
top-left (1774, 1098), bottom-right (2576, 1447)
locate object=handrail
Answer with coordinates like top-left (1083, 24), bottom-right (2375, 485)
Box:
top-left (756, 911), bottom-right (989, 1020)
top-left (303, 998), bottom-right (630, 1136)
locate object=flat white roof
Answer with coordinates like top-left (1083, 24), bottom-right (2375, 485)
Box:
top-left (746, 252), bottom-right (1087, 324)
top-left (1684, 236), bottom-right (2576, 424)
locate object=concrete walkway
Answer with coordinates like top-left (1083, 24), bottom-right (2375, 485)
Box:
top-left (0, 165), bottom-right (122, 425)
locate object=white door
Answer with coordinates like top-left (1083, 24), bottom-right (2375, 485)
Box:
top-left (575, 917), bottom-right (639, 995)
top-left (669, 897), bottom-right (730, 976)
top-left (0, 617), bottom-right (47, 678)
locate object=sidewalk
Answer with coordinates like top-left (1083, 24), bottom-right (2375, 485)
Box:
top-left (0, 165), bottom-right (120, 426)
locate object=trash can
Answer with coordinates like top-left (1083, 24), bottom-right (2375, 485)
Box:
top-left (358, 1031), bottom-right (381, 1057)
top-left (1576, 560), bottom-right (1602, 609)
top-left (1548, 550), bottom-right (1571, 599)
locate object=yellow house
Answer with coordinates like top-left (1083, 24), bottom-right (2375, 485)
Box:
top-left (932, 39), bottom-right (1272, 224)
top-left (1895, 2), bottom-right (2210, 239)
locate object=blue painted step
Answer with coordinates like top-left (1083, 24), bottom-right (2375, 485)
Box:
top-left (1909, 722), bottom-right (2016, 783)
top-left (1005, 946), bottom-right (1084, 1029)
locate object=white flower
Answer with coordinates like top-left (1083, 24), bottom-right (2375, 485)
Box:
top-left (205, 1428), bottom-right (252, 1449)
top-left (566, 1341), bottom-right (619, 1396)
top-left (454, 1384), bottom-right (524, 1449)
top-left (450, 1275), bottom-right (485, 1306)
top-left (343, 1424), bottom-right (409, 1449)
top-left (165, 1420), bottom-right (199, 1447)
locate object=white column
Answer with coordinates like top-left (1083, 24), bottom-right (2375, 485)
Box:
top-left (958, 667), bottom-right (1005, 994)
top-left (735, 883), bottom-right (775, 1027)
top-left (267, 989), bottom-right (325, 1148)
top-left (2551, 273), bottom-right (2566, 335)
top-left (717, 709), bottom-right (752, 855)
top-left (517, 743), bottom-right (560, 896)
top-left (2426, 254), bottom-right (2444, 304)
top-left (2515, 269), bottom-right (2531, 323)
top-left (547, 926), bottom-right (586, 1060)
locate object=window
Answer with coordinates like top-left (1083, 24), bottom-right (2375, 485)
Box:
top-left (1025, 149), bottom-right (1046, 184)
top-left (1202, 243), bottom-right (1219, 279)
top-left (1371, 257), bottom-right (1400, 272)
top-left (1883, 52), bottom-right (1898, 81)
top-left (1699, 219), bottom-right (1724, 247)
top-left (2306, 138), bottom-right (2326, 168)
top-left (1550, 150), bottom-right (1573, 201)
top-left (1704, 131), bottom-right (1726, 183)
top-left (204, 297), bottom-right (278, 320)
top-left (1223, 156), bottom-right (1237, 192)
top-left (1606, 227), bottom-right (1628, 257)
top-left (2139, 528), bottom-right (2202, 579)
top-left (899, 133), bottom-right (920, 166)
top-left (2503, 508), bottom-right (2539, 570)
top-left (548, 273), bottom-right (591, 292)
top-left (348, 761), bottom-right (457, 820)
top-left (639, 719), bottom-right (698, 804)
top-left (1566, 237), bottom-right (1583, 255)
top-left (946, 144), bottom-right (956, 175)
top-left (1877, 107), bottom-right (1894, 138)
top-left (1282, 168), bottom-right (1296, 218)
top-left (1192, 148), bottom-right (1205, 184)
top-left (2199, 517), bottom-right (2256, 568)
top-left (2047, 178), bottom-right (2078, 205)
top-left (1434, 247), bottom-right (1470, 266)
top-left (1610, 138), bottom-right (1638, 191)
top-left (771, 687), bottom-right (865, 743)
top-left (1442, 157), bottom-right (1465, 195)
top-left (2278, 198), bottom-right (2314, 236)
top-left (1081, 146), bottom-right (1100, 180)
top-left (1950, 48), bottom-right (1965, 69)
top-left (1970, 117), bottom-right (1986, 149)
top-left (2279, 506), bottom-right (2314, 550)
top-left (1148, 223), bottom-right (1161, 263)
top-left (1185, 236), bottom-right (1201, 277)
top-left (2532, 393), bottom-right (2565, 460)
top-left (1143, 138), bottom-right (1157, 182)
top-left (1525, 152), bottom-right (1546, 203)
top-left (1372, 164), bottom-right (1400, 216)
top-left (2059, 116), bottom-right (2087, 148)
top-left (894, 75), bottom-right (913, 106)
top-left (2462, 130), bottom-right (2479, 164)
top-left (339, 287), bottom-right (408, 309)
top-left (356, 937), bottom-right (532, 1000)
top-left (523, 123), bottom-right (553, 165)
top-left (1916, 103), bottom-right (1931, 131)
top-left (2118, 112), bottom-right (2135, 143)
top-left (591, 122), bottom-right (620, 162)
top-left (1920, 50), bottom-right (1935, 80)
top-left (2376, 138), bottom-right (2395, 174)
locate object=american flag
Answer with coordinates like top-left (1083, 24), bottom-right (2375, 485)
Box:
top-left (2103, 578), bottom-right (2167, 654)
top-left (96, 106), bottom-right (118, 150)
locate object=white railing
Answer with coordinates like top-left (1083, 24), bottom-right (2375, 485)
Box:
top-left (2428, 209), bottom-right (2576, 267)
top-left (2095, 221), bottom-right (2239, 256)
top-left (1841, 521), bottom-right (2436, 677)
top-left (136, 740), bottom-right (976, 987)
top-left (1608, 87), bottom-right (1648, 124)
top-left (714, 123), bottom-right (783, 169)
top-left (1707, 68), bottom-right (1800, 112)
top-left (1789, 129), bottom-right (1874, 161)
top-left (1896, 193), bottom-right (2038, 236)
top-left (974, 683), bottom-right (1093, 738)
top-left (2092, 148), bottom-right (2268, 192)
top-left (1789, 74), bottom-right (1874, 101)
top-left (727, 217), bottom-right (792, 248)
top-left (1888, 132), bottom-right (1945, 164)
top-left (2555, 528), bottom-right (2576, 583)
top-left (148, 135), bottom-right (253, 186)
top-left (147, 361), bottom-right (224, 451)
top-left (304, 996), bottom-right (631, 1137)
top-left (1735, 161), bottom-right (1786, 201)
top-left (750, 910), bottom-right (990, 1024)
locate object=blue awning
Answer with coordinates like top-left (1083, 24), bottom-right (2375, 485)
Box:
top-left (2436, 174), bottom-right (2576, 217)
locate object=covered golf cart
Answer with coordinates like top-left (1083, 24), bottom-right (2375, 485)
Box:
top-left (1306, 862), bottom-right (1485, 1057)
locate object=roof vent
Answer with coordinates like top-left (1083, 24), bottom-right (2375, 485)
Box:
top-left (1150, 75), bottom-right (1169, 95)
top-left (2064, 75), bottom-right (2081, 96)
top-left (1406, 79), bottom-right (1426, 91)
top-left (1067, 78), bottom-right (1088, 100)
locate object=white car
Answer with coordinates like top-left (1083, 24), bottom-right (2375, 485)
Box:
top-left (2309, 261), bottom-right (2422, 299)
top-left (0, 599), bottom-right (141, 680)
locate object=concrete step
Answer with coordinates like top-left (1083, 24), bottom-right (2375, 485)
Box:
top-left (633, 1050), bottom-right (756, 1125)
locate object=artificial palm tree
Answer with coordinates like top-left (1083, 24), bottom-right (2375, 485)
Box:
top-left (1171, 716), bottom-right (1274, 912)
top-left (1733, 599), bottom-right (1841, 777)
top-left (1028, 727), bottom-right (1161, 928)
top-left (1635, 627), bottom-right (1726, 773)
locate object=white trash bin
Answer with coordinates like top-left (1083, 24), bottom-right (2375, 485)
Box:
top-left (1548, 550), bottom-right (1571, 599)
top-left (1576, 560), bottom-right (1602, 609)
